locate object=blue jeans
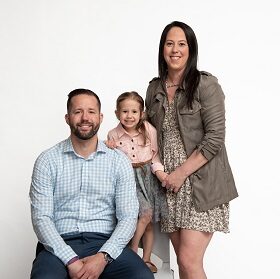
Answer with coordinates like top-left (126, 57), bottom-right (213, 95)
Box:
top-left (31, 232), bottom-right (154, 279)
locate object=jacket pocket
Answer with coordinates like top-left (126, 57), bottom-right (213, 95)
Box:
top-left (179, 100), bottom-right (201, 115)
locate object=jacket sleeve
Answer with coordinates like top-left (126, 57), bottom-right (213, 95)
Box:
top-left (196, 75), bottom-right (226, 161)
top-left (145, 78), bottom-right (158, 122)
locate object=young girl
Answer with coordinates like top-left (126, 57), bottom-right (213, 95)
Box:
top-left (107, 91), bottom-right (168, 273)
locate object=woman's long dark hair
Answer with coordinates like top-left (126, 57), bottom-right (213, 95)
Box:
top-left (158, 21), bottom-right (201, 108)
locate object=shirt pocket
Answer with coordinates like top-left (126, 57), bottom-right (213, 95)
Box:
top-left (115, 140), bottom-right (129, 154)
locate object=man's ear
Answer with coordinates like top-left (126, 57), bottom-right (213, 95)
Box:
top-left (100, 113), bottom-right (104, 123)
top-left (115, 110), bottom-right (119, 120)
top-left (65, 114), bottom-right (69, 125)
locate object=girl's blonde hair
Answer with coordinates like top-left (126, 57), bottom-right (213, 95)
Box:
top-left (116, 91), bottom-right (148, 144)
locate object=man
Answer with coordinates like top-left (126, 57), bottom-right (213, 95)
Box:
top-left (30, 89), bottom-right (154, 279)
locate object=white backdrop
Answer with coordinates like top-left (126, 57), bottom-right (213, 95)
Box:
top-left (1, 0), bottom-right (279, 278)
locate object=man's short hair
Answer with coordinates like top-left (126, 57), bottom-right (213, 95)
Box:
top-left (67, 89), bottom-right (101, 113)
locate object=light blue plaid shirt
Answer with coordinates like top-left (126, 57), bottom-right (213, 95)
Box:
top-left (30, 138), bottom-right (139, 265)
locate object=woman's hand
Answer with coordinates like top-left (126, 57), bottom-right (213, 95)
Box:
top-left (162, 167), bottom-right (188, 193)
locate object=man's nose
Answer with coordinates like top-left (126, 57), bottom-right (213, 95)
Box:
top-left (81, 111), bottom-right (89, 120)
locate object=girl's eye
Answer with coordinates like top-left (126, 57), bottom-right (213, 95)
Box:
top-left (166, 42), bottom-right (173, 47)
top-left (179, 42), bottom-right (187, 47)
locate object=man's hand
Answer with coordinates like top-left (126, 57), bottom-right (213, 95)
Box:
top-left (67, 259), bottom-right (84, 279)
top-left (77, 253), bottom-right (107, 279)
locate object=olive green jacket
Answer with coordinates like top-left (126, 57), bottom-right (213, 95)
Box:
top-left (145, 72), bottom-right (238, 211)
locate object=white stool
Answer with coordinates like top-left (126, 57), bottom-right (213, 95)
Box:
top-left (138, 222), bottom-right (174, 278)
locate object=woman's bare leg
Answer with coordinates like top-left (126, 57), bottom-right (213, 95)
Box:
top-left (177, 229), bottom-right (213, 279)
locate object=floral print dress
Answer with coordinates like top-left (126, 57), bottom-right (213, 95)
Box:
top-left (160, 99), bottom-right (230, 233)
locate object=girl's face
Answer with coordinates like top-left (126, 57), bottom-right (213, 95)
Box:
top-left (116, 99), bottom-right (144, 133)
top-left (163, 26), bottom-right (189, 73)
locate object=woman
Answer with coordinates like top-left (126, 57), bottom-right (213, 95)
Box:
top-left (145, 21), bottom-right (238, 279)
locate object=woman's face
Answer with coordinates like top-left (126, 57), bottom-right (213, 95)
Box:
top-left (163, 27), bottom-right (189, 73)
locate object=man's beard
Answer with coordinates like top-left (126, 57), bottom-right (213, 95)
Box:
top-left (70, 121), bottom-right (100, 140)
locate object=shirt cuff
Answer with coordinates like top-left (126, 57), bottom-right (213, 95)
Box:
top-left (151, 162), bottom-right (164, 174)
top-left (66, 256), bottom-right (79, 266)
top-left (98, 243), bottom-right (120, 260)
top-left (56, 245), bottom-right (78, 265)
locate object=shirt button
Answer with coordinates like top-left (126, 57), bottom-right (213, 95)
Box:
top-left (131, 139), bottom-right (133, 142)
top-left (132, 155), bottom-right (135, 157)
top-left (132, 147), bottom-right (134, 150)
top-left (120, 142), bottom-right (122, 145)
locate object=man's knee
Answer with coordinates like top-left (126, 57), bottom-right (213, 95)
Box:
top-left (135, 267), bottom-right (154, 279)
top-left (31, 250), bottom-right (68, 279)
top-left (110, 247), bottom-right (154, 279)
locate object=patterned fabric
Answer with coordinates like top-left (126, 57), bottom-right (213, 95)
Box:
top-left (29, 138), bottom-right (139, 264)
top-left (133, 163), bottom-right (168, 222)
top-left (160, 99), bottom-right (230, 233)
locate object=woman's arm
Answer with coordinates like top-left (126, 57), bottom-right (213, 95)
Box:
top-left (162, 150), bottom-right (207, 192)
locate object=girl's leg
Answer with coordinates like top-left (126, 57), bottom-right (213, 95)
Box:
top-left (130, 215), bottom-right (151, 253)
top-left (141, 222), bottom-right (154, 262)
top-left (177, 229), bottom-right (213, 279)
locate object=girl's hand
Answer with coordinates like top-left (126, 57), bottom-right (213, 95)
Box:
top-left (162, 167), bottom-right (187, 193)
top-left (155, 170), bottom-right (168, 183)
top-left (104, 139), bottom-right (117, 149)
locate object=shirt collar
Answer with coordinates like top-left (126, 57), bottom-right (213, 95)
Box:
top-left (63, 137), bottom-right (107, 155)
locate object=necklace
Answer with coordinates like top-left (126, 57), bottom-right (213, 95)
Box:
top-left (165, 81), bottom-right (180, 88)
